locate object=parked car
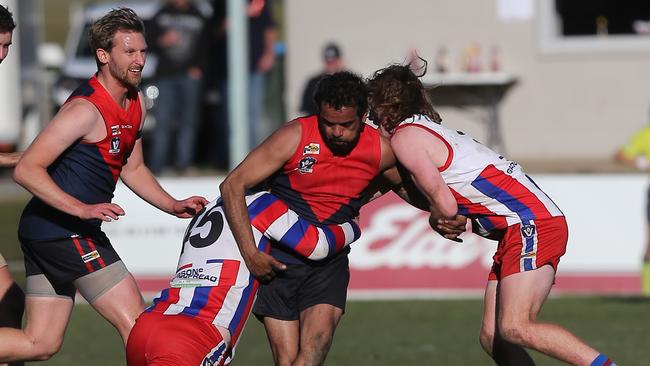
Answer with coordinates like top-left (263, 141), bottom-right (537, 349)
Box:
top-left (52, 1), bottom-right (213, 132)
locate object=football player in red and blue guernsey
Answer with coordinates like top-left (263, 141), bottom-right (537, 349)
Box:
top-left (0, 8), bottom-right (207, 364)
top-left (367, 63), bottom-right (617, 366)
top-left (219, 71), bottom-right (414, 366)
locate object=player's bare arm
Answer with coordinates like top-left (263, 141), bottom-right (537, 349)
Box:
top-left (388, 160), bottom-right (466, 241)
top-left (366, 134), bottom-right (430, 211)
top-left (0, 151), bottom-right (21, 168)
top-left (378, 133), bottom-right (397, 171)
top-left (364, 135), bottom-right (398, 200)
top-left (120, 93), bottom-right (207, 218)
top-left (120, 139), bottom-right (207, 218)
top-left (391, 126), bottom-right (457, 220)
top-left (220, 121), bottom-right (302, 280)
top-left (371, 135), bottom-right (465, 239)
top-left (13, 99), bottom-right (125, 222)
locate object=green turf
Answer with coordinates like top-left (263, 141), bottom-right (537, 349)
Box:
top-left (30, 297), bottom-right (649, 365)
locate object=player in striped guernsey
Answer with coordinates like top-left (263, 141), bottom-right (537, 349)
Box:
top-left (367, 63), bottom-right (617, 366)
top-left (126, 191), bottom-right (361, 366)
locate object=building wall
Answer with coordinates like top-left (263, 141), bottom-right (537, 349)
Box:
top-left (284, 0), bottom-right (650, 162)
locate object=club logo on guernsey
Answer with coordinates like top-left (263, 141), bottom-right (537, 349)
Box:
top-left (303, 143), bottom-right (320, 155)
top-left (109, 136), bottom-right (121, 154)
top-left (521, 224), bottom-right (536, 238)
top-left (110, 125), bottom-right (121, 135)
top-left (176, 265), bottom-right (219, 283)
top-left (297, 156), bottom-right (316, 174)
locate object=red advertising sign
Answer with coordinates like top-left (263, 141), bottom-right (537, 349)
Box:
top-left (348, 193), bottom-right (640, 297)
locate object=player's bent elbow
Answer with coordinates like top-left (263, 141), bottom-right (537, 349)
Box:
top-left (219, 176), bottom-right (245, 201)
top-left (12, 162), bottom-right (29, 188)
top-left (218, 179), bottom-right (232, 199)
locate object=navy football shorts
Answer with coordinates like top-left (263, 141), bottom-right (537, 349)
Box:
top-left (253, 250), bottom-right (350, 321)
top-left (20, 234), bottom-right (121, 296)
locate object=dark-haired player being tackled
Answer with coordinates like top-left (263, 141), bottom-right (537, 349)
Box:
top-left (219, 70), bottom-right (439, 366)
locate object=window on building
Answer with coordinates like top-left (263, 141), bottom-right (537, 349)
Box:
top-left (556, 0), bottom-right (650, 36)
top-left (538, 0), bottom-right (650, 54)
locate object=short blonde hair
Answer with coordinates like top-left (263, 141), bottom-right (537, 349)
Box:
top-left (88, 7), bottom-right (144, 64)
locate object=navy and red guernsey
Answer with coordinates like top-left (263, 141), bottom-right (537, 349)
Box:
top-left (18, 75), bottom-right (142, 241)
top-left (270, 114), bottom-right (382, 218)
top-left (267, 116), bottom-right (382, 263)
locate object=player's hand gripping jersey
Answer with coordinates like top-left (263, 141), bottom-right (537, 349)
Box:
top-left (140, 191), bottom-right (360, 365)
top-left (395, 115), bottom-right (564, 237)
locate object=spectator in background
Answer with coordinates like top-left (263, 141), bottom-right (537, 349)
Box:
top-left (614, 118), bottom-right (650, 297)
top-left (299, 42), bottom-right (346, 116)
top-left (208, 0), bottom-right (277, 169)
top-left (148, 0), bottom-right (208, 175)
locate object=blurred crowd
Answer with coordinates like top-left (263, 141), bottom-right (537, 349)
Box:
top-left (143, 0), bottom-right (281, 174)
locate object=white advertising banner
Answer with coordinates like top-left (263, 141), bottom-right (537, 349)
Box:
top-left (104, 177), bottom-right (221, 274)
top-left (106, 174), bottom-right (646, 296)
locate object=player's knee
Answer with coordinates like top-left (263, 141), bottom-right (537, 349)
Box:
top-left (479, 326), bottom-right (495, 355)
top-left (273, 352), bottom-right (296, 366)
top-left (309, 329), bottom-right (333, 349)
top-left (267, 337), bottom-right (296, 365)
top-left (498, 319), bottom-right (532, 347)
top-left (299, 331), bottom-right (333, 365)
top-left (269, 342), bottom-right (297, 366)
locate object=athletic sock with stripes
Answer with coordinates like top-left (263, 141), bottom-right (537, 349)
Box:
top-left (589, 354), bottom-right (617, 366)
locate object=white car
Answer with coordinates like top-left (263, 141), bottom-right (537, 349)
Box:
top-left (52, 1), bottom-right (212, 131)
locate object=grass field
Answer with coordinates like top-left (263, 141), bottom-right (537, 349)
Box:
top-left (19, 297), bottom-right (650, 365)
top-left (2, 197), bottom-right (649, 365)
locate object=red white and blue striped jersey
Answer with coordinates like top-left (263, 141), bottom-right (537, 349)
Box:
top-left (394, 115), bottom-right (563, 235)
top-left (146, 191), bottom-right (360, 358)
